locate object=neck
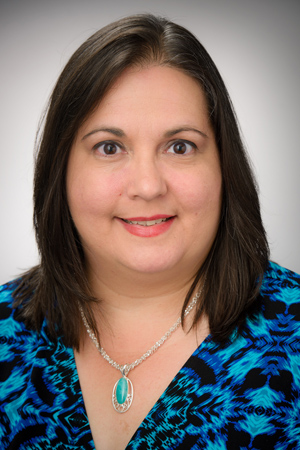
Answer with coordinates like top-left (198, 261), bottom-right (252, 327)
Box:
top-left (90, 279), bottom-right (192, 334)
top-left (85, 264), bottom-right (202, 352)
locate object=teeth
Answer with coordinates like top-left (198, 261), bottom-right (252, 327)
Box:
top-left (124, 218), bottom-right (169, 226)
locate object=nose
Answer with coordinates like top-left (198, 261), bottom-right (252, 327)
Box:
top-left (126, 155), bottom-right (167, 201)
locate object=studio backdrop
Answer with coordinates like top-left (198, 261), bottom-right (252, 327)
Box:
top-left (0, 0), bottom-right (299, 284)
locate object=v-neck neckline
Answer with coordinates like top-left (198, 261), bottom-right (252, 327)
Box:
top-left (70, 331), bottom-right (218, 448)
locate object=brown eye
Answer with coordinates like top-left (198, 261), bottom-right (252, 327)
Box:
top-left (168, 140), bottom-right (195, 155)
top-left (94, 141), bottom-right (122, 156)
top-left (103, 143), bottom-right (118, 155)
top-left (173, 142), bottom-right (187, 154)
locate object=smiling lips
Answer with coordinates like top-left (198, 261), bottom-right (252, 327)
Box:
top-left (117, 215), bottom-right (175, 237)
top-left (123, 217), bottom-right (170, 226)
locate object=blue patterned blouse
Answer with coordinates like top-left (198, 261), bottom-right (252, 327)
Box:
top-left (0, 261), bottom-right (300, 449)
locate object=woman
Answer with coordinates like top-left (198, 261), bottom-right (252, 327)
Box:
top-left (0, 14), bottom-right (299, 450)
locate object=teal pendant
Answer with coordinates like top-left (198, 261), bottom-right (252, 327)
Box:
top-left (112, 375), bottom-right (133, 413)
top-left (116, 377), bottom-right (128, 404)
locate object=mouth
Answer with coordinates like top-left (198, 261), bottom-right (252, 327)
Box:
top-left (121, 217), bottom-right (173, 227)
top-left (117, 215), bottom-right (175, 237)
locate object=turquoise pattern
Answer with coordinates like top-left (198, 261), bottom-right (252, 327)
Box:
top-left (0, 261), bottom-right (300, 449)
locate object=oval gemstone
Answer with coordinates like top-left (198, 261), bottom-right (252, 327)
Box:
top-left (116, 377), bottom-right (128, 404)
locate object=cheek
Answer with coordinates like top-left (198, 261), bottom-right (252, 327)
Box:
top-left (199, 177), bottom-right (222, 215)
top-left (175, 169), bottom-right (222, 217)
top-left (67, 169), bottom-right (123, 220)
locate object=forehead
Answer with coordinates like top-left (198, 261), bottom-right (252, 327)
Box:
top-left (78, 65), bottom-right (211, 137)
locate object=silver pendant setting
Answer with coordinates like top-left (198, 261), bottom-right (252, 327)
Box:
top-left (112, 376), bottom-right (133, 413)
top-left (112, 365), bottom-right (134, 413)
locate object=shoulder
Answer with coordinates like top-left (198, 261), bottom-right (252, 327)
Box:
top-left (0, 279), bottom-right (27, 335)
top-left (239, 261), bottom-right (300, 346)
top-left (0, 281), bottom-right (92, 446)
top-left (0, 278), bottom-right (39, 372)
top-left (260, 261), bottom-right (300, 315)
top-left (246, 261), bottom-right (300, 344)
top-left (0, 279), bottom-right (18, 308)
top-left (262, 261), bottom-right (300, 291)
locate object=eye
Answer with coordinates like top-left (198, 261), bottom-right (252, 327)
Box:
top-left (93, 141), bottom-right (122, 156)
top-left (167, 140), bottom-right (196, 155)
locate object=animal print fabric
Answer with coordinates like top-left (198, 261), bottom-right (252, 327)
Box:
top-left (0, 261), bottom-right (299, 449)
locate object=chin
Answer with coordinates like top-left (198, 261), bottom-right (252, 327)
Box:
top-left (126, 262), bottom-right (175, 275)
top-left (120, 251), bottom-right (188, 276)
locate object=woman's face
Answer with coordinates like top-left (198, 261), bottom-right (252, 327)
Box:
top-left (67, 66), bottom-right (222, 280)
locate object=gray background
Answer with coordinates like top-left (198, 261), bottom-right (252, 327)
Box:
top-left (1, 0), bottom-right (299, 284)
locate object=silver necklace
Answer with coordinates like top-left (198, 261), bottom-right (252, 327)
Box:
top-left (79, 290), bottom-right (201, 413)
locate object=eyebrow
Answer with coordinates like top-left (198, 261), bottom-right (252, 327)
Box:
top-left (81, 125), bottom-right (208, 141)
top-left (82, 127), bottom-right (125, 140)
top-left (163, 127), bottom-right (208, 138)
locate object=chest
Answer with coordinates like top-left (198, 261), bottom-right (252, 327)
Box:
top-left (75, 331), bottom-right (203, 450)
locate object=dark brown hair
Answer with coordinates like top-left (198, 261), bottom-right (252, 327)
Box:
top-left (13, 14), bottom-right (269, 349)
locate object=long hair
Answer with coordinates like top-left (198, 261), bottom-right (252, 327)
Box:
top-left (13, 14), bottom-right (269, 349)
